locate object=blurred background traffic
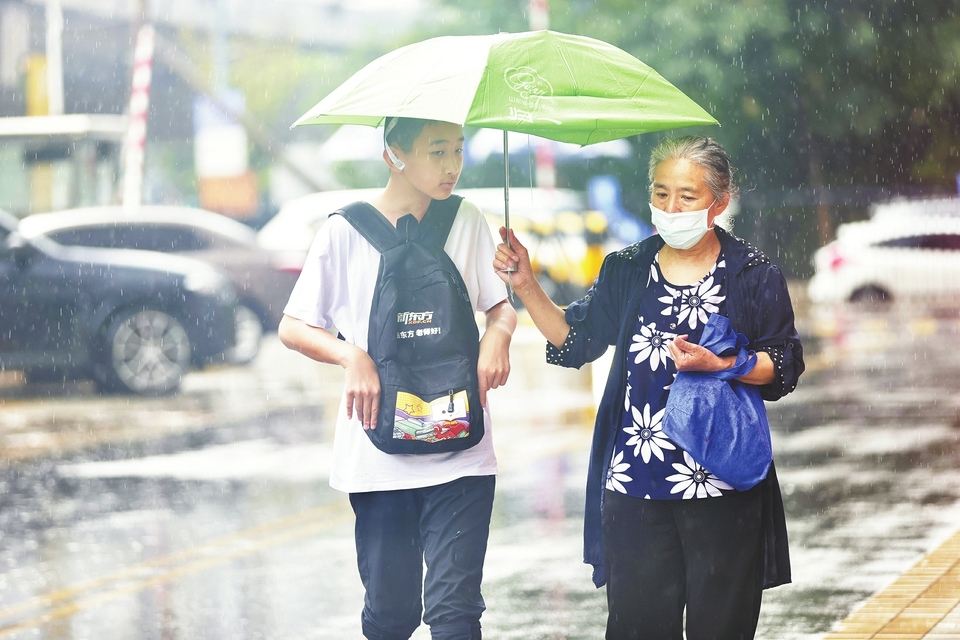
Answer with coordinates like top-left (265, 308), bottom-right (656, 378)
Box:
top-left (1, 0), bottom-right (959, 396)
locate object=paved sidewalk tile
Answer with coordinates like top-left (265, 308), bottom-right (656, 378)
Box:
top-left (824, 528), bottom-right (960, 639)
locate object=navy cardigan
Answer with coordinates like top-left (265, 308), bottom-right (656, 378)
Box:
top-left (547, 227), bottom-right (804, 588)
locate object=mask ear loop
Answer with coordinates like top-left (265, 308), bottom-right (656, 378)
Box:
top-left (385, 145), bottom-right (405, 170)
top-left (384, 117), bottom-right (405, 170)
top-left (706, 198), bottom-right (718, 230)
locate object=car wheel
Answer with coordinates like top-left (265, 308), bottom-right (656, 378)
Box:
top-left (850, 285), bottom-right (892, 305)
top-left (225, 304), bottom-right (263, 365)
top-left (95, 308), bottom-right (192, 395)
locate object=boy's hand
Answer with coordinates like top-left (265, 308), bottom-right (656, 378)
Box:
top-left (277, 315), bottom-right (384, 429)
top-left (478, 331), bottom-right (511, 407)
top-left (342, 347), bottom-right (381, 430)
top-left (478, 299), bottom-right (516, 407)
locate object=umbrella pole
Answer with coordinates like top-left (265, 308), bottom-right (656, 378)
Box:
top-left (503, 129), bottom-right (511, 241)
top-left (502, 131), bottom-right (518, 270)
top-left (502, 130), bottom-right (516, 301)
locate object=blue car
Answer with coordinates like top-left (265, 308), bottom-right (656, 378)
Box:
top-left (0, 209), bottom-right (236, 395)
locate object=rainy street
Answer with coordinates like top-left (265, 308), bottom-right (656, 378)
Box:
top-left (1, 0), bottom-right (958, 636)
top-left (0, 296), bottom-right (958, 639)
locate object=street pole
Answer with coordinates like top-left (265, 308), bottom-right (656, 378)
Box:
top-left (212, 0), bottom-right (229, 94)
top-left (120, 23), bottom-right (155, 209)
top-left (529, 0), bottom-right (548, 30)
top-left (44, 0), bottom-right (64, 115)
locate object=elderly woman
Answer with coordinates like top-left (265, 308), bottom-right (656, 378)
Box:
top-left (494, 136), bottom-right (803, 639)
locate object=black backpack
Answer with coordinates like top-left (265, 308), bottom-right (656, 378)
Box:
top-left (333, 195), bottom-right (484, 454)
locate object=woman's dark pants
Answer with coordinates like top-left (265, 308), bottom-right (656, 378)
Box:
top-left (602, 485), bottom-right (765, 640)
top-left (349, 474), bottom-right (495, 640)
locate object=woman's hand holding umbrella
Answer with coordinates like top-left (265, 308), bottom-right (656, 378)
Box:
top-left (495, 227), bottom-right (571, 348)
top-left (494, 228), bottom-right (536, 292)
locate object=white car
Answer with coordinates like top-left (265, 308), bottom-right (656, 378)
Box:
top-left (808, 197), bottom-right (960, 304)
top-left (257, 188), bottom-right (383, 259)
top-left (258, 187), bottom-right (617, 304)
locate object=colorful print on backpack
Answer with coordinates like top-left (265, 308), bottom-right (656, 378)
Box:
top-left (394, 389), bottom-right (471, 442)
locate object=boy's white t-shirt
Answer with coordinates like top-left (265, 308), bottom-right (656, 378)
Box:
top-left (284, 198), bottom-right (508, 494)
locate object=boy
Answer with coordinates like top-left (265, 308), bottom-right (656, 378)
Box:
top-left (278, 117), bottom-right (516, 640)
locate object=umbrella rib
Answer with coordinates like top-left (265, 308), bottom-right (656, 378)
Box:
top-left (554, 39), bottom-right (580, 97)
top-left (630, 68), bottom-right (654, 100)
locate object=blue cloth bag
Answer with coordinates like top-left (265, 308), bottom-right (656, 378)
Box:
top-left (661, 313), bottom-right (773, 491)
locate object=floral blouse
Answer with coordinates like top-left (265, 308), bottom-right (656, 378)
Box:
top-left (605, 252), bottom-right (736, 500)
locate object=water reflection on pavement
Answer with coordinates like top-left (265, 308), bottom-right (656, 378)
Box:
top-left (0, 301), bottom-right (959, 639)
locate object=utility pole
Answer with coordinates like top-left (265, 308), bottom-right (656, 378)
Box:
top-left (211, 0), bottom-right (229, 94)
top-left (130, 0), bottom-right (148, 52)
top-left (529, 0), bottom-right (549, 30)
top-left (120, 0), bottom-right (154, 208)
top-left (44, 0), bottom-right (64, 115)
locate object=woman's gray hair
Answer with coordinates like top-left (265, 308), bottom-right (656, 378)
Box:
top-left (647, 136), bottom-right (740, 201)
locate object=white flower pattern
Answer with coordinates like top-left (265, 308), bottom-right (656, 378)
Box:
top-left (665, 452), bottom-right (734, 499)
top-left (676, 275), bottom-right (723, 330)
top-left (657, 259), bottom-right (726, 331)
top-left (606, 449), bottom-right (632, 493)
top-left (624, 404), bottom-right (675, 463)
top-left (628, 319), bottom-right (677, 371)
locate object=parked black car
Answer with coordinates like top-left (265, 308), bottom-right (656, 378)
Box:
top-left (0, 209), bottom-right (236, 395)
top-left (19, 206), bottom-right (302, 364)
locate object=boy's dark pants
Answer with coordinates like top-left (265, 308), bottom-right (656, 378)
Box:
top-left (349, 474), bottom-right (496, 640)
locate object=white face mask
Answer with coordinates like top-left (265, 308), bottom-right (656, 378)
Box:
top-left (649, 201), bottom-right (715, 250)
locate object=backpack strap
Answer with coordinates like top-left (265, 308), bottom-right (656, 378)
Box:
top-left (419, 195), bottom-right (463, 250)
top-left (332, 201), bottom-right (397, 254)
top-left (333, 195), bottom-right (464, 254)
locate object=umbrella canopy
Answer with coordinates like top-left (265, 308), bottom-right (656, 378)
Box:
top-left (466, 128), bottom-right (632, 164)
top-left (291, 30), bottom-right (717, 145)
top-left (314, 124), bottom-right (632, 165)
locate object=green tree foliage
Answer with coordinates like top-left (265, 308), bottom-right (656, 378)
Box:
top-left (426, 0), bottom-right (960, 193)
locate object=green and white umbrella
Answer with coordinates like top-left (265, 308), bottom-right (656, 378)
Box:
top-left (293, 30), bottom-right (716, 143)
top-left (292, 29), bottom-right (717, 266)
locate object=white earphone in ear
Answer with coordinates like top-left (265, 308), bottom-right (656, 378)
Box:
top-left (386, 146), bottom-right (405, 170)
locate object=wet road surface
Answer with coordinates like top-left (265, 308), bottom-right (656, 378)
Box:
top-left (1, 299), bottom-right (960, 639)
